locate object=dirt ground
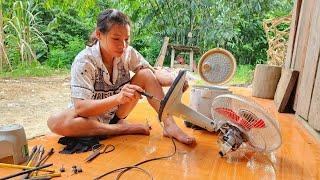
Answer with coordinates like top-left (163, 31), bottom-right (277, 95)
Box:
top-left (0, 70), bottom-right (230, 139)
top-left (0, 75), bottom-right (70, 139)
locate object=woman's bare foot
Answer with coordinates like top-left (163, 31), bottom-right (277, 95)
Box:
top-left (162, 117), bottom-right (196, 145)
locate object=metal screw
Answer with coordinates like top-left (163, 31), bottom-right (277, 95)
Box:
top-left (76, 166), bottom-right (82, 173)
top-left (59, 165), bottom-right (65, 172)
top-left (72, 165), bottom-right (78, 174)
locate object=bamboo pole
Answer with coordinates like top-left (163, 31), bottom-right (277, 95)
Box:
top-left (0, 1), bottom-right (12, 71)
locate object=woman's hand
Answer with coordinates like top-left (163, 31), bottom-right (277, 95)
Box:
top-left (182, 80), bottom-right (189, 92)
top-left (116, 84), bottom-right (144, 104)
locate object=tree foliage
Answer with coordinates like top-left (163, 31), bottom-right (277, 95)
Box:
top-left (0, 0), bottom-right (293, 71)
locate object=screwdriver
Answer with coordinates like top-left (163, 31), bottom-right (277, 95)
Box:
top-left (139, 91), bottom-right (161, 102)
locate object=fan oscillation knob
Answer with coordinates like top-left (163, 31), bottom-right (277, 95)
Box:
top-left (202, 63), bottom-right (211, 73)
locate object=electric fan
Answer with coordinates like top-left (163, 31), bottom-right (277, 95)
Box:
top-left (159, 70), bottom-right (282, 157)
top-left (211, 94), bottom-right (282, 156)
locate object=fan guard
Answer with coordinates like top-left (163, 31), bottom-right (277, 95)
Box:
top-left (211, 94), bottom-right (282, 153)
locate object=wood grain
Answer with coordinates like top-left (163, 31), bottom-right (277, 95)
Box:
top-left (284, 0), bottom-right (302, 69)
top-left (1, 87), bottom-right (319, 179)
top-left (296, 0), bottom-right (320, 120)
top-left (274, 68), bottom-right (299, 112)
top-left (308, 54), bottom-right (320, 130)
top-left (252, 64), bottom-right (281, 99)
top-left (292, 0), bottom-right (316, 111)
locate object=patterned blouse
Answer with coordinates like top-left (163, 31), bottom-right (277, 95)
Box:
top-left (69, 42), bottom-right (150, 123)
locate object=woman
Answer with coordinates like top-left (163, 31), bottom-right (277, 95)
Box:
top-left (47, 9), bottom-right (195, 145)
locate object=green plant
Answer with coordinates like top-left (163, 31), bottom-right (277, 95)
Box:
top-left (0, 61), bottom-right (68, 78)
top-left (46, 36), bottom-right (85, 68)
top-left (4, 1), bottom-right (47, 64)
top-left (229, 64), bottom-right (254, 85)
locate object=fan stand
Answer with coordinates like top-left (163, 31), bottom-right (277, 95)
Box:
top-left (159, 70), bottom-right (218, 132)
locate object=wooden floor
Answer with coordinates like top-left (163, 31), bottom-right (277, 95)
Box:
top-left (1, 87), bottom-right (320, 179)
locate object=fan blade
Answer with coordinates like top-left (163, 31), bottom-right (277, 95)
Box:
top-left (214, 108), bottom-right (265, 130)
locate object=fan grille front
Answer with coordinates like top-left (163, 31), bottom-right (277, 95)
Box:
top-left (211, 94), bottom-right (282, 152)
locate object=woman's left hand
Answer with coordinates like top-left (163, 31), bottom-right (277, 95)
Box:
top-left (182, 80), bottom-right (189, 92)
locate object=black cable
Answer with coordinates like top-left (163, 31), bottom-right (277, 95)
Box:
top-left (113, 166), bottom-right (153, 180)
top-left (94, 133), bottom-right (177, 180)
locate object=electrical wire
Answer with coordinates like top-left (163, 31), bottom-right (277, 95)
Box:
top-left (94, 122), bottom-right (177, 180)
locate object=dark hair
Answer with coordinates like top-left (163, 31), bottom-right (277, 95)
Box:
top-left (87, 9), bottom-right (131, 46)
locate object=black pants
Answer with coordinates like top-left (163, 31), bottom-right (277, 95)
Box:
top-left (109, 115), bottom-right (121, 124)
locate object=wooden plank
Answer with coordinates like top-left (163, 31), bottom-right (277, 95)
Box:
top-left (309, 54), bottom-right (320, 130)
top-left (154, 37), bottom-right (169, 67)
top-left (170, 48), bottom-right (175, 68)
top-left (296, 114), bottom-right (320, 141)
top-left (292, 0), bottom-right (316, 110)
top-left (284, 0), bottom-right (303, 69)
top-left (252, 64), bottom-right (281, 99)
top-left (2, 88), bottom-right (320, 180)
top-left (274, 68), bottom-right (299, 113)
top-left (189, 50), bottom-right (193, 71)
top-left (296, 1), bottom-right (320, 120)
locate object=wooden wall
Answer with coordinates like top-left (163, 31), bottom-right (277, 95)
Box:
top-left (285, 0), bottom-right (320, 130)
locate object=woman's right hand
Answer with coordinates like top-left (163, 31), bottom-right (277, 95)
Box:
top-left (116, 84), bottom-right (144, 104)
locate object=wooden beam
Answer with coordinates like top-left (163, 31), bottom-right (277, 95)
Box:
top-left (296, 0), bottom-right (320, 120)
top-left (154, 37), bottom-right (169, 67)
top-left (189, 50), bottom-right (193, 71)
top-left (168, 44), bottom-right (200, 53)
top-left (284, 0), bottom-right (302, 69)
top-left (274, 68), bottom-right (299, 112)
top-left (170, 48), bottom-right (175, 68)
top-left (291, 0), bottom-right (315, 110)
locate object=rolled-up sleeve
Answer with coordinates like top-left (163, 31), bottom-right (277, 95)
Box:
top-left (126, 47), bottom-right (151, 73)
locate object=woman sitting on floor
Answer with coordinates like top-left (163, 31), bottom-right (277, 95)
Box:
top-left (47, 9), bottom-right (195, 145)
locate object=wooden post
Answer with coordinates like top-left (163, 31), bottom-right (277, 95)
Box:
top-left (252, 64), bottom-right (282, 99)
top-left (154, 37), bottom-right (169, 67)
top-left (189, 50), bottom-right (194, 71)
top-left (170, 48), bottom-right (175, 68)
